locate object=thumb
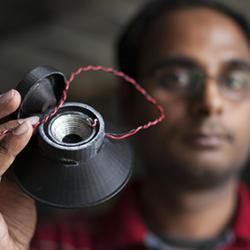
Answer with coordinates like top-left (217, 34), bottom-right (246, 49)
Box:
top-left (0, 121), bottom-right (33, 177)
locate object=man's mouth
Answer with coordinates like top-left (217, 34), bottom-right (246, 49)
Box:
top-left (183, 132), bottom-right (230, 149)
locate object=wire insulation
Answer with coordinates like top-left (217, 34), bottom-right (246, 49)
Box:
top-left (0, 66), bottom-right (165, 140)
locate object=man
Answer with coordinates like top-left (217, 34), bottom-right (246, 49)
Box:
top-left (0, 0), bottom-right (249, 249)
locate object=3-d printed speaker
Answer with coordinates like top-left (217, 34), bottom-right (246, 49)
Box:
top-left (12, 66), bottom-right (133, 208)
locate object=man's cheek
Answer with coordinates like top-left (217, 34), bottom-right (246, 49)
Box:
top-left (233, 122), bottom-right (250, 157)
top-left (154, 125), bottom-right (179, 151)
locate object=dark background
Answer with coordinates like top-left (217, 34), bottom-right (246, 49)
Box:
top-left (0, 0), bottom-right (249, 101)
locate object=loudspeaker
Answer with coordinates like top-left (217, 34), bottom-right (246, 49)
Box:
top-left (12, 66), bottom-right (133, 208)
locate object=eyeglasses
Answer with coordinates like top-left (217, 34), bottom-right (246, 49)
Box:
top-left (152, 67), bottom-right (250, 101)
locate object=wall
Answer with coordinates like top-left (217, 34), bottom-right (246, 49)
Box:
top-left (0, 0), bottom-right (249, 99)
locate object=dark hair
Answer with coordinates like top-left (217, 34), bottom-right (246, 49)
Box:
top-left (117, 0), bottom-right (250, 79)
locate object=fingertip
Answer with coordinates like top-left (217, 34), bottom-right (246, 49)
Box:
top-left (2, 89), bottom-right (21, 114)
top-left (11, 89), bottom-right (21, 108)
top-left (12, 121), bottom-right (33, 136)
top-left (0, 121), bottom-right (33, 175)
top-left (12, 89), bottom-right (21, 98)
top-left (18, 116), bottom-right (40, 126)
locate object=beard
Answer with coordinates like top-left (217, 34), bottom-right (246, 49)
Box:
top-left (137, 115), bottom-right (250, 192)
top-left (144, 148), bottom-right (248, 192)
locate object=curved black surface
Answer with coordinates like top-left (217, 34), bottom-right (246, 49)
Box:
top-left (12, 136), bottom-right (133, 208)
top-left (16, 65), bottom-right (66, 119)
top-left (12, 66), bottom-right (134, 208)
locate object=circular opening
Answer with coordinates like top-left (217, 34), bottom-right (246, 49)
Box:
top-left (50, 114), bottom-right (93, 144)
top-left (62, 134), bottom-right (83, 143)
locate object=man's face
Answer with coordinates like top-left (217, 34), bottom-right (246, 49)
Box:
top-left (134, 7), bottom-right (250, 188)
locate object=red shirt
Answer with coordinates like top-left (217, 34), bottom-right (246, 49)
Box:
top-left (31, 183), bottom-right (250, 250)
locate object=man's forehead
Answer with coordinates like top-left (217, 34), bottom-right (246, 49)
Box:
top-left (145, 6), bottom-right (248, 40)
top-left (138, 6), bottom-right (250, 72)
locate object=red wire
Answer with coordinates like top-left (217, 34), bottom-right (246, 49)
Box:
top-left (0, 66), bottom-right (165, 140)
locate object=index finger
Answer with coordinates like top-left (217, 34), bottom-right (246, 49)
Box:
top-left (0, 121), bottom-right (33, 177)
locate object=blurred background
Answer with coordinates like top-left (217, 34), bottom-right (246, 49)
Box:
top-left (0, 0), bottom-right (147, 116)
top-left (0, 0), bottom-right (249, 214)
top-left (0, 0), bottom-right (250, 100)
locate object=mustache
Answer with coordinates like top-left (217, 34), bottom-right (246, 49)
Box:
top-left (182, 120), bottom-right (234, 141)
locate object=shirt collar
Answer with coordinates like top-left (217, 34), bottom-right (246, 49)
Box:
top-left (95, 182), bottom-right (250, 249)
top-left (103, 184), bottom-right (147, 248)
top-left (91, 183), bottom-right (147, 249)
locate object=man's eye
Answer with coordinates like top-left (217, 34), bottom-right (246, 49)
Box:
top-left (224, 71), bottom-right (250, 90)
top-left (156, 71), bottom-right (190, 89)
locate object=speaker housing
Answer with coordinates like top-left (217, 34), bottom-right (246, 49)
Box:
top-left (12, 66), bottom-right (133, 208)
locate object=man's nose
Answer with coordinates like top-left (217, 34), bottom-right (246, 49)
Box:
top-left (190, 78), bottom-right (224, 117)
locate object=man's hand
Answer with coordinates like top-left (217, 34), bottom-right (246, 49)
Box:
top-left (0, 89), bottom-right (38, 250)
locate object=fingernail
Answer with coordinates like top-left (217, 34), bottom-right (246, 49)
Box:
top-left (18, 116), bottom-right (40, 126)
top-left (0, 90), bottom-right (14, 103)
top-left (13, 121), bottom-right (29, 135)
